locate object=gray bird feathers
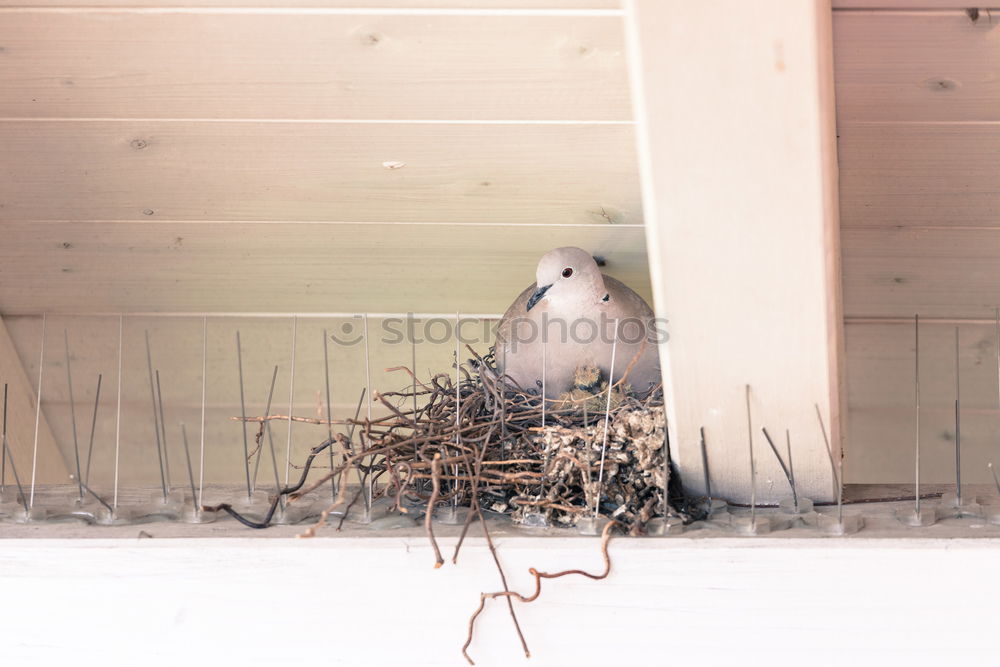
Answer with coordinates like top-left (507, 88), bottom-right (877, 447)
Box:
top-left (495, 247), bottom-right (662, 399)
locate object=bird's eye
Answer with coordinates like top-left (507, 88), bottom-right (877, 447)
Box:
top-left (561, 267), bottom-right (573, 278)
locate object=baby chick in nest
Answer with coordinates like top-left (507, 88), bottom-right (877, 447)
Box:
top-left (552, 364), bottom-right (631, 413)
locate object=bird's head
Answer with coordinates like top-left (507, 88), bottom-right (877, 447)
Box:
top-left (526, 247), bottom-right (608, 311)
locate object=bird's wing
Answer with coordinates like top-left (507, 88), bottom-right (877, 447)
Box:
top-left (496, 282), bottom-right (537, 344)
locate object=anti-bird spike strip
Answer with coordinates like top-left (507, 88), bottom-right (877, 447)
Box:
top-left (785, 430), bottom-right (798, 512)
top-left (113, 315), bottom-right (124, 512)
top-left (236, 331), bottom-right (252, 501)
top-left (84, 374), bottom-right (102, 487)
top-left (454, 313), bottom-right (461, 514)
top-left (897, 315), bottom-right (934, 527)
top-left (955, 326), bottom-right (962, 509)
top-left (154, 370), bottom-right (171, 490)
top-left (362, 314), bottom-right (374, 517)
top-left (761, 426), bottom-right (795, 509)
top-left (64, 330), bottom-right (83, 502)
top-left (198, 316), bottom-right (208, 511)
top-left (323, 329), bottom-right (336, 500)
top-left (28, 313), bottom-right (46, 510)
top-left (594, 318), bottom-right (620, 518)
top-left (180, 423), bottom-right (198, 507)
top-left (251, 365), bottom-right (279, 493)
top-left (731, 384), bottom-right (769, 535)
top-left (699, 425), bottom-right (711, 498)
top-left (284, 316), bottom-right (298, 488)
top-left (816, 403), bottom-right (862, 535)
top-left (263, 366), bottom-right (285, 512)
top-left (2, 383), bottom-right (29, 513)
top-left (916, 314), bottom-right (921, 515)
top-left (144, 330), bottom-right (168, 502)
top-left (1, 382), bottom-right (6, 493)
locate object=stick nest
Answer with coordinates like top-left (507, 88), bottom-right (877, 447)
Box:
top-left (224, 346), bottom-right (703, 534)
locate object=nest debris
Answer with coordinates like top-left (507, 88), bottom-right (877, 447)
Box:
top-left (216, 348), bottom-right (700, 535)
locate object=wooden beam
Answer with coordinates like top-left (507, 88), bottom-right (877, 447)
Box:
top-left (3, 536), bottom-right (1000, 665)
top-left (625, 0), bottom-right (843, 502)
top-left (0, 315), bottom-right (69, 486)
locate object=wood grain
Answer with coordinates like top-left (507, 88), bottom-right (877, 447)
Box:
top-left (0, 12), bottom-right (628, 121)
top-left (839, 123), bottom-right (1000, 229)
top-left (842, 227), bottom-right (1000, 318)
top-left (628, 0), bottom-right (841, 503)
top-left (0, 121), bottom-right (639, 224)
top-left (0, 222), bottom-right (651, 314)
top-left (834, 10), bottom-right (1000, 124)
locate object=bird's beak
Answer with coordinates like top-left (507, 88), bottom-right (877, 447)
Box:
top-left (526, 284), bottom-right (552, 311)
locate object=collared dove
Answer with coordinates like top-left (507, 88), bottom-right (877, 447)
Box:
top-left (495, 247), bottom-right (662, 399)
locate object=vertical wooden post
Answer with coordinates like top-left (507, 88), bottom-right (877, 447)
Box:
top-left (625, 0), bottom-right (843, 502)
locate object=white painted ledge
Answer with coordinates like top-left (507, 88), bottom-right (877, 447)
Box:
top-left (2, 535), bottom-right (999, 667)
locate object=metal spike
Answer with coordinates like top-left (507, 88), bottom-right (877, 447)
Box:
top-left (236, 330), bottom-right (252, 501)
top-left (362, 314), bottom-right (373, 514)
top-left (251, 365), bottom-right (279, 494)
top-left (144, 330), bottom-right (168, 501)
top-left (154, 370), bottom-right (170, 489)
top-left (745, 385), bottom-right (756, 529)
top-left (761, 426), bottom-right (795, 509)
top-left (323, 328), bottom-right (336, 500)
top-left (198, 316), bottom-right (207, 509)
top-left (28, 313), bottom-right (46, 509)
top-left (64, 330), bottom-right (83, 502)
top-left (914, 314), bottom-right (921, 514)
top-left (180, 423), bottom-right (198, 507)
top-left (113, 315), bottom-right (123, 511)
top-left (785, 429), bottom-right (798, 512)
top-left (84, 374), bottom-right (102, 486)
top-left (955, 326), bottom-right (962, 508)
top-left (284, 316), bottom-right (298, 487)
top-left (454, 313), bottom-right (462, 515)
top-left (594, 319), bottom-right (619, 518)
top-left (815, 403), bottom-right (841, 523)
top-left (2, 383), bottom-right (28, 512)
top-left (1, 382), bottom-right (6, 492)
top-left (699, 426), bottom-right (711, 498)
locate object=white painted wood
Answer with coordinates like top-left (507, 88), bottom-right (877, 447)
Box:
top-left (626, 0), bottom-right (842, 503)
top-left (842, 227), bottom-right (1000, 318)
top-left (0, 121), bottom-right (638, 224)
top-left (839, 124), bottom-right (1000, 230)
top-left (2, 536), bottom-right (1000, 666)
top-left (0, 12), bottom-right (628, 121)
top-left (0, 223), bottom-right (650, 314)
top-left (834, 10), bottom-right (1000, 124)
top-left (0, 316), bottom-right (68, 484)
